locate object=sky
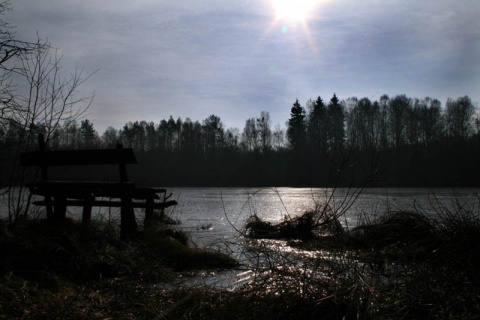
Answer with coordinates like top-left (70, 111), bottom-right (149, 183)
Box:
top-left (7, 0), bottom-right (480, 134)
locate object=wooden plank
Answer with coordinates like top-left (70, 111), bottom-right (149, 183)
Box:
top-left (28, 181), bottom-right (135, 198)
top-left (32, 200), bottom-right (178, 209)
top-left (30, 181), bottom-right (136, 188)
top-left (20, 148), bottom-right (137, 167)
top-left (29, 180), bottom-right (171, 200)
top-left (29, 182), bottom-right (169, 200)
top-left (132, 187), bottom-right (167, 198)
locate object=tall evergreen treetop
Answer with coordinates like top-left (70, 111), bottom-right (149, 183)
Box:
top-left (80, 119), bottom-right (97, 148)
top-left (307, 96), bottom-right (328, 150)
top-left (327, 93), bottom-right (345, 150)
top-left (287, 99), bottom-right (307, 150)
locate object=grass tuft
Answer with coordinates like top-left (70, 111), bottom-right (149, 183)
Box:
top-left (3, 193), bottom-right (480, 319)
top-left (238, 200), bottom-right (480, 319)
top-left (245, 205), bottom-right (344, 241)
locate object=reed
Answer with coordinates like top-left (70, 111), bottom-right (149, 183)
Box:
top-left (229, 194), bottom-right (480, 319)
top-left (2, 191), bottom-right (480, 319)
top-left (0, 214), bottom-right (238, 319)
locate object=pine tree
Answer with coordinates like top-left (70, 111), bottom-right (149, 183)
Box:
top-left (307, 96), bottom-right (328, 151)
top-left (202, 114), bottom-right (224, 157)
top-left (327, 94), bottom-right (344, 151)
top-left (80, 119), bottom-right (97, 148)
top-left (287, 99), bottom-right (307, 150)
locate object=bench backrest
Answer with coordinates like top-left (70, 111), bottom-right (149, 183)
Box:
top-left (20, 148), bottom-right (137, 167)
top-left (20, 134), bottom-right (137, 182)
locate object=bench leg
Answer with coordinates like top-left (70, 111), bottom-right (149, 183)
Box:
top-left (144, 197), bottom-right (154, 230)
top-left (45, 195), bottom-right (54, 221)
top-left (120, 197), bottom-right (137, 239)
top-left (53, 196), bottom-right (67, 223)
top-left (82, 194), bottom-right (94, 225)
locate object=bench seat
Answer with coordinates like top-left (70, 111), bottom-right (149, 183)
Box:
top-left (32, 199), bottom-right (177, 209)
top-left (28, 181), bottom-right (136, 198)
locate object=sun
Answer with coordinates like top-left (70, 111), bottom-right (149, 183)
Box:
top-left (271, 0), bottom-right (320, 24)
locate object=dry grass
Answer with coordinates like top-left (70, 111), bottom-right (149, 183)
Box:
top-left (3, 196), bottom-right (480, 319)
top-left (240, 204), bottom-right (480, 319)
top-left (0, 217), bottom-right (237, 319)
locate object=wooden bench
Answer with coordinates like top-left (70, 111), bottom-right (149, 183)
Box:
top-left (20, 134), bottom-right (177, 238)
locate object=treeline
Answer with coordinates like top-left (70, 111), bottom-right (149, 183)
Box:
top-left (3, 94), bottom-right (480, 187)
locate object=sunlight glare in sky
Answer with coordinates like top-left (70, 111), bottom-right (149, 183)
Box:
top-left (265, 0), bottom-right (322, 53)
top-left (271, 0), bottom-right (321, 24)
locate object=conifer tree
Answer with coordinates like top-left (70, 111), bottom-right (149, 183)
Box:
top-left (287, 99), bottom-right (307, 150)
top-left (80, 119), bottom-right (97, 148)
top-left (307, 96), bottom-right (328, 151)
top-left (327, 93), bottom-right (345, 151)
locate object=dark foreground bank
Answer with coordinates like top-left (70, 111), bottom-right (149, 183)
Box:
top-left (2, 201), bottom-right (480, 319)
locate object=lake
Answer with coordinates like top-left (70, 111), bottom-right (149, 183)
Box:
top-left (165, 187), bottom-right (476, 244)
top-left (2, 187), bottom-right (478, 287)
top-left (2, 187), bottom-right (478, 246)
top-left (163, 187), bottom-right (480, 287)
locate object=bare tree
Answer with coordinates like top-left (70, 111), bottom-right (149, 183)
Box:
top-left (3, 42), bottom-right (95, 221)
top-left (388, 94), bottom-right (410, 148)
top-left (445, 96), bottom-right (475, 142)
top-left (241, 117), bottom-right (259, 152)
top-left (257, 111), bottom-right (272, 152)
top-left (202, 114), bottom-right (224, 158)
top-left (15, 43), bottom-right (94, 142)
top-left (272, 124), bottom-right (285, 150)
top-left (0, 1), bottom-right (43, 147)
top-left (0, 6), bottom-right (96, 220)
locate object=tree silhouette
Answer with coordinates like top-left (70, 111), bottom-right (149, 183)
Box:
top-left (202, 114), bottom-right (224, 158)
top-left (257, 111), bottom-right (272, 153)
top-left (327, 93), bottom-right (344, 151)
top-left (242, 117), bottom-right (259, 152)
top-left (287, 99), bottom-right (307, 150)
top-left (307, 96), bottom-right (328, 151)
top-left (10, 92), bottom-right (479, 188)
top-left (445, 96), bottom-right (475, 142)
top-left (80, 119), bottom-right (97, 148)
top-left (388, 95), bottom-right (410, 148)
top-left (180, 118), bottom-right (203, 159)
top-left (419, 97), bottom-right (443, 147)
top-left (102, 126), bottom-right (118, 148)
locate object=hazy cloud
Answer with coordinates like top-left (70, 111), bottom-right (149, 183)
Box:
top-left (7, 0), bottom-right (480, 132)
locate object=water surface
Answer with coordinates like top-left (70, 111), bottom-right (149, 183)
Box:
top-left (2, 187), bottom-right (478, 287)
